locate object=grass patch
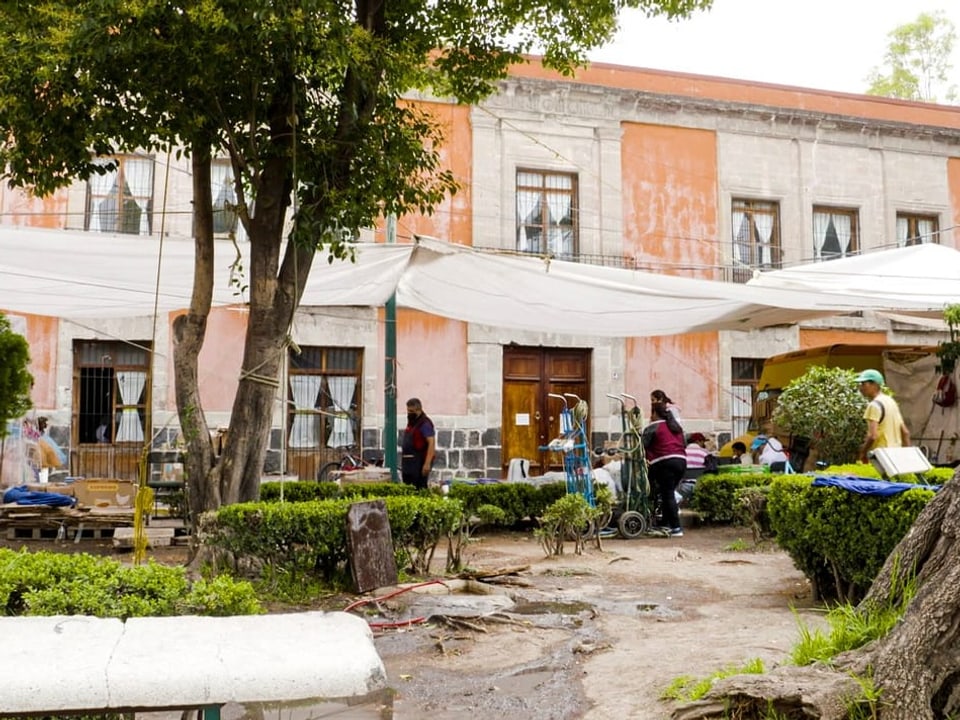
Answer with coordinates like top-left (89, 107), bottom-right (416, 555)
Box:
top-left (660, 658), bottom-right (766, 702)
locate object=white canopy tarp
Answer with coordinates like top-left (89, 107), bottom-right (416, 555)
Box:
top-left (0, 226), bottom-right (956, 336)
top-left (746, 243), bottom-right (960, 314)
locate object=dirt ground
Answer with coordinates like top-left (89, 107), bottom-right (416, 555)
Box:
top-left (1, 520), bottom-right (826, 720)
top-left (366, 521), bottom-right (825, 720)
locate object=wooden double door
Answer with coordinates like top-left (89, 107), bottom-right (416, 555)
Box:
top-left (502, 346), bottom-right (591, 478)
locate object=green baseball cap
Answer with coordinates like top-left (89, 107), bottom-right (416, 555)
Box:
top-left (855, 369), bottom-right (884, 385)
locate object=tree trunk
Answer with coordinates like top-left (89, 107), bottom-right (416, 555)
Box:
top-left (835, 466), bottom-right (960, 719)
top-left (673, 467), bottom-right (960, 719)
top-left (174, 148), bottom-right (218, 528)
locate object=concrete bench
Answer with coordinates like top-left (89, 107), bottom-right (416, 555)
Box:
top-left (1, 611), bottom-right (386, 715)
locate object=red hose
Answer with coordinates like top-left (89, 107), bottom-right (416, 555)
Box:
top-left (343, 578), bottom-right (449, 613)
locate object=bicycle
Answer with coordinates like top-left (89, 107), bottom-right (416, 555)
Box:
top-left (316, 447), bottom-right (384, 482)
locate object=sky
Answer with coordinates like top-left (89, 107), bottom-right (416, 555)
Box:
top-left (588, 0), bottom-right (960, 96)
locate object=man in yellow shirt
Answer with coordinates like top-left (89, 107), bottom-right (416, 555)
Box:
top-left (856, 369), bottom-right (910, 462)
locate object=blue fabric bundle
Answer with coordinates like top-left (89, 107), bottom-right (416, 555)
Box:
top-left (2, 485), bottom-right (77, 507)
top-left (811, 475), bottom-right (940, 496)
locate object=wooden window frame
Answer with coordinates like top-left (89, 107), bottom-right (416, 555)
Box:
top-left (812, 206), bottom-right (859, 261)
top-left (896, 212), bottom-right (940, 247)
top-left (731, 199), bottom-right (781, 283)
top-left (84, 154), bottom-right (155, 235)
top-left (516, 169), bottom-right (578, 258)
top-left (287, 347), bottom-right (364, 452)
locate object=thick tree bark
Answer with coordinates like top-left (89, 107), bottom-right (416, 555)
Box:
top-left (175, 148), bottom-right (218, 527)
top-left (673, 467), bottom-right (960, 719)
top-left (836, 467), bottom-right (960, 720)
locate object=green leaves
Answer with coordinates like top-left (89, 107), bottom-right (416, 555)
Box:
top-left (0, 548), bottom-right (261, 617)
top-left (772, 366), bottom-right (866, 466)
top-left (0, 313), bottom-right (32, 438)
top-left (866, 10), bottom-right (957, 103)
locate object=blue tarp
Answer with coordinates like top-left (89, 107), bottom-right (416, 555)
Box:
top-left (811, 475), bottom-right (940, 496)
top-left (2, 485), bottom-right (77, 507)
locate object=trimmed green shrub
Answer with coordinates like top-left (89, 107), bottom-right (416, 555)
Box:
top-left (0, 548), bottom-right (261, 617)
top-left (259, 480), bottom-right (417, 503)
top-left (449, 480), bottom-right (565, 526)
top-left (691, 472), bottom-right (772, 523)
top-left (767, 475), bottom-right (935, 603)
top-left (204, 494), bottom-right (464, 584)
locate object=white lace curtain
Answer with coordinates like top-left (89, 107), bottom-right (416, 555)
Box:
top-left (211, 161), bottom-right (238, 235)
top-left (115, 371), bottom-right (146, 442)
top-left (813, 211), bottom-right (852, 260)
top-left (87, 167), bottom-right (115, 233)
top-left (546, 193), bottom-right (572, 257)
top-left (326, 376), bottom-right (357, 448)
top-left (753, 212), bottom-right (774, 267)
top-left (124, 158), bottom-right (153, 235)
top-left (516, 189), bottom-right (540, 253)
top-left (732, 210), bottom-right (749, 266)
top-left (289, 375), bottom-right (322, 448)
top-left (89, 158), bottom-right (153, 235)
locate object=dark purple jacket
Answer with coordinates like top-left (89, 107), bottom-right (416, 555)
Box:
top-left (643, 419), bottom-right (686, 465)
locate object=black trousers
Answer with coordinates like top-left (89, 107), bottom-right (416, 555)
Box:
top-left (401, 456), bottom-right (428, 490)
top-left (648, 456), bottom-right (686, 530)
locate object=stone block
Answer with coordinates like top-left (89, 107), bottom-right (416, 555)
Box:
top-left (462, 449), bottom-right (485, 470)
top-left (481, 427), bottom-right (501, 446)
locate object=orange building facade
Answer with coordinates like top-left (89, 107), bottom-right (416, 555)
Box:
top-left (3, 62), bottom-right (959, 482)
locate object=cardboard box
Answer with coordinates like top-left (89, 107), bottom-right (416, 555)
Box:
top-left (74, 479), bottom-right (135, 508)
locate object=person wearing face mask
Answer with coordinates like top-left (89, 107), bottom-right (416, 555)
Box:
top-left (401, 397), bottom-right (436, 490)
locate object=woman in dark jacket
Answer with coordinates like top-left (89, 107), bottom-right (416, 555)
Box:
top-left (642, 402), bottom-right (687, 537)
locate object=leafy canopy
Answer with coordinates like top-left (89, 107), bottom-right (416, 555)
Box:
top-left (0, 0), bottom-right (712, 254)
top-left (0, 313), bottom-right (33, 439)
top-left (772, 366), bottom-right (866, 466)
top-left (866, 10), bottom-right (957, 103)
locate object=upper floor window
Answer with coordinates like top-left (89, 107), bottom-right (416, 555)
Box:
top-left (896, 212), bottom-right (939, 246)
top-left (813, 207), bottom-right (859, 261)
top-left (211, 159), bottom-right (239, 235)
top-left (86, 155), bottom-right (154, 235)
top-left (516, 170), bottom-right (577, 258)
top-left (731, 199), bottom-right (781, 283)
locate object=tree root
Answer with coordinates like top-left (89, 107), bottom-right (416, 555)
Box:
top-left (670, 666), bottom-right (863, 720)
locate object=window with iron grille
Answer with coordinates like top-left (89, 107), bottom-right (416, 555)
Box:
top-left (731, 199), bottom-right (781, 282)
top-left (731, 357), bottom-right (765, 438)
top-left (287, 347), bottom-right (363, 450)
top-left (896, 212), bottom-right (939, 247)
top-left (85, 155), bottom-right (154, 235)
top-left (516, 170), bottom-right (578, 258)
top-left (813, 206), bottom-right (859, 261)
top-left (74, 341), bottom-right (151, 445)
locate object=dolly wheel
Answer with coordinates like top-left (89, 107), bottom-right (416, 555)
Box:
top-left (618, 510), bottom-right (647, 539)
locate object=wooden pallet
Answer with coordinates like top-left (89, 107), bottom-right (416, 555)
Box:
top-left (5, 525), bottom-right (117, 541)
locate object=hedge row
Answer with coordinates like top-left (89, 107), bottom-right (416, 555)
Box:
top-left (767, 475), bottom-right (935, 603)
top-left (0, 549), bottom-right (261, 617)
top-left (204, 494), bottom-right (463, 581)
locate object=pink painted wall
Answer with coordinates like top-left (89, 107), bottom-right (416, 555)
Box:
top-left (394, 308), bottom-right (467, 416)
top-left (620, 122), bottom-right (721, 419)
top-left (621, 122), bottom-right (720, 275)
top-left (625, 334), bottom-right (719, 419)
top-left (9, 313), bottom-right (60, 411)
top-left (396, 101), bottom-right (473, 246)
top-left (949, 157), bottom-right (960, 249)
top-left (166, 307), bottom-right (246, 412)
top-left (0, 187), bottom-right (69, 229)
